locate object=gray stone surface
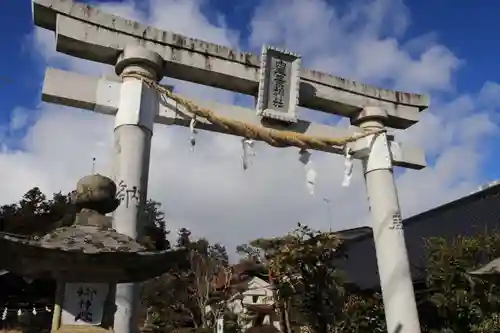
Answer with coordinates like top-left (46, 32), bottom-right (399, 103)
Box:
top-left (0, 232), bottom-right (187, 282)
top-left (71, 173), bottom-right (120, 214)
top-left (0, 174), bottom-right (187, 283)
top-left (42, 68), bottom-right (427, 169)
top-left (39, 219), bottom-right (144, 253)
top-left (32, 0), bottom-right (429, 129)
top-left (115, 45), bottom-right (164, 81)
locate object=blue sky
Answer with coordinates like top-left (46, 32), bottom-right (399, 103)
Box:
top-left (0, 0), bottom-right (499, 242)
top-left (3, 1), bottom-right (500, 111)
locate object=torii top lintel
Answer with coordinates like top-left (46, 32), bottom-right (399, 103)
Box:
top-left (32, 0), bottom-right (429, 130)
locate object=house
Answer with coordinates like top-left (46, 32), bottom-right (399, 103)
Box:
top-left (209, 262), bottom-right (281, 332)
top-left (207, 183), bottom-right (500, 331)
top-left (226, 276), bottom-right (280, 331)
top-left (337, 182), bottom-right (500, 290)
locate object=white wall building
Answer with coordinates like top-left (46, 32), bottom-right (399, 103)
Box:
top-left (208, 276), bottom-right (281, 332)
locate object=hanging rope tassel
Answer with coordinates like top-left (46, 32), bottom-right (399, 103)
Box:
top-left (120, 72), bottom-right (385, 152)
top-left (2, 307), bottom-right (7, 321)
top-left (241, 138), bottom-right (255, 170)
top-left (299, 149), bottom-right (316, 195)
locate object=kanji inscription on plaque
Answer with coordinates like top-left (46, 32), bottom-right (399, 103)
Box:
top-left (256, 46), bottom-right (301, 123)
top-left (61, 283), bottom-right (109, 326)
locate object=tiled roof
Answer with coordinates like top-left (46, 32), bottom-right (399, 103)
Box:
top-left (337, 184), bottom-right (500, 289)
top-left (212, 261), bottom-right (268, 290)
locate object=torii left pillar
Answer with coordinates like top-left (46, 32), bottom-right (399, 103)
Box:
top-left (111, 46), bottom-right (163, 333)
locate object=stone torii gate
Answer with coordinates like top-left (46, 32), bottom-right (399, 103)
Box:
top-left (32, 1), bottom-right (429, 332)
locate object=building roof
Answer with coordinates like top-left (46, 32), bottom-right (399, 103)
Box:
top-left (0, 272), bottom-right (55, 307)
top-left (245, 326), bottom-right (281, 333)
top-left (212, 261), bottom-right (268, 291)
top-left (337, 182), bottom-right (500, 289)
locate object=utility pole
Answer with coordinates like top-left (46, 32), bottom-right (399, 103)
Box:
top-left (322, 197), bottom-right (332, 232)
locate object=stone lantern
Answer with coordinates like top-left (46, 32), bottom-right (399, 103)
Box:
top-left (0, 174), bottom-right (186, 333)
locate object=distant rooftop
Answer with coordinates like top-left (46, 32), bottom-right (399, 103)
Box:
top-left (474, 180), bottom-right (500, 193)
top-left (338, 181), bottom-right (500, 289)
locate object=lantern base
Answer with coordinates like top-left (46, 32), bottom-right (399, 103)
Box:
top-left (51, 282), bottom-right (116, 333)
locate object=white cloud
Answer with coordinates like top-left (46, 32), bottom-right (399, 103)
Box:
top-left (250, 0), bottom-right (461, 92)
top-left (1, 0), bottom-right (499, 254)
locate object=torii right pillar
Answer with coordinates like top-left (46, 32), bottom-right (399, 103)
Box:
top-left (353, 106), bottom-right (421, 333)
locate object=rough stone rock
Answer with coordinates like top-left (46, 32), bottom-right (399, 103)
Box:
top-left (71, 173), bottom-right (120, 214)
